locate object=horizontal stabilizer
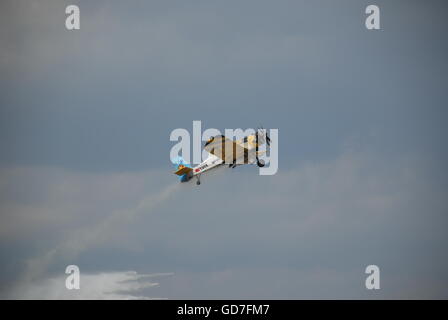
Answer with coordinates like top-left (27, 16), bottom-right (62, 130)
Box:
top-left (174, 166), bottom-right (193, 176)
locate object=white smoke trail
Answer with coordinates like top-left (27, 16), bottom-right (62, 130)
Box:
top-left (9, 271), bottom-right (174, 300)
top-left (21, 182), bottom-right (181, 284)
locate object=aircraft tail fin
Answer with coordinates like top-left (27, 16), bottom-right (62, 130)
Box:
top-left (174, 165), bottom-right (193, 176)
top-left (171, 156), bottom-right (193, 182)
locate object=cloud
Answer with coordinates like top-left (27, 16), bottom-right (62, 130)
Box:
top-left (0, 0), bottom-right (447, 300)
top-left (1, 149), bottom-right (447, 299)
top-left (21, 175), bottom-right (180, 283)
top-left (0, 0), bottom-right (326, 83)
top-left (0, 167), bottom-right (174, 242)
top-left (0, 166), bottom-right (179, 293)
top-left (7, 271), bottom-right (173, 300)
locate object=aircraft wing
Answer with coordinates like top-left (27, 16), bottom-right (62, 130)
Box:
top-left (204, 135), bottom-right (248, 164)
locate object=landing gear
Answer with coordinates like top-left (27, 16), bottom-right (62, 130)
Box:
top-left (196, 175), bottom-right (201, 185)
top-left (256, 158), bottom-right (265, 167)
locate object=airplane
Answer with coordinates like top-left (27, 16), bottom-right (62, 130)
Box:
top-left (171, 128), bottom-right (271, 185)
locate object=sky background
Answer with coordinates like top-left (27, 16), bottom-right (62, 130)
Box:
top-left (0, 0), bottom-right (447, 299)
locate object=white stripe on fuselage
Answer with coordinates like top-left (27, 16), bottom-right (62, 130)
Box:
top-left (192, 154), bottom-right (223, 175)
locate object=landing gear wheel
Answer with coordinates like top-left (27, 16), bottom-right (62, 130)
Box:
top-left (257, 159), bottom-right (265, 167)
top-left (196, 180), bottom-right (201, 185)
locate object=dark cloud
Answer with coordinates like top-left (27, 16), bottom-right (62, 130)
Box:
top-left (1, 0), bottom-right (447, 170)
top-left (0, 0), bottom-right (447, 298)
top-left (1, 150), bottom-right (447, 298)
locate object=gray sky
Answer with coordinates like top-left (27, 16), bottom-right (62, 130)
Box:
top-left (0, 0), bottom-right (447, 299)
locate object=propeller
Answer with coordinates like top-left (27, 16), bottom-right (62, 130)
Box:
top-left (265, 131), bottom-right (271, 146)
top-left (254, 126), bottom-right (268, 168)
top-left (258, 126), bottom-right (271, 146)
